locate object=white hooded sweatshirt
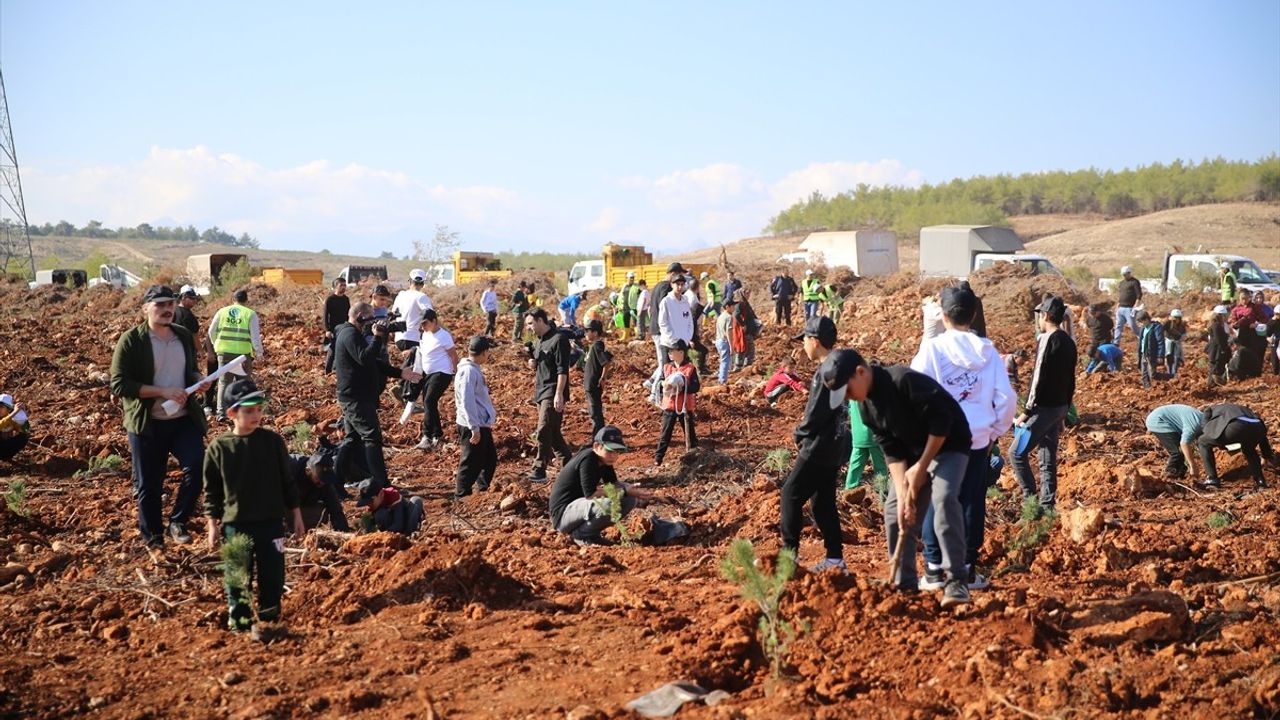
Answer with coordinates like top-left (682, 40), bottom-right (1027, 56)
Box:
top-left (911, 328), bottom-right (1017, 450)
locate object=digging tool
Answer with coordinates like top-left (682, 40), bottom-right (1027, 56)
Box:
top-left (160, 354), bottom-right (247, 415)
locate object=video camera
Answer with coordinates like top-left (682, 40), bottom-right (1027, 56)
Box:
top-left (364, 308), bottom-right (406, 336)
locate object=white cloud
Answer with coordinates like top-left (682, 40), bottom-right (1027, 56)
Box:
top-left (768, 160), bottom-right (924, 208)
top-left (584, 207), bottom-right (621, 233)
top-left (649, 163), bottom-right (765, 211)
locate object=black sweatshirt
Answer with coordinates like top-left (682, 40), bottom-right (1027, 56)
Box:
top-left (648, 279), bottom-right (674, 335)
top-left (333, 322), bottom-right (401, 401)
top-left (324, 294), bottom-right (351, 334)
top-left (793, 368), bottom-right (852, 464)
top-left (173, 306), bottom-right (200, 337)
top-left (549, 447), bottom-right (618, 528)
top-left (1116, 277), bottom-right (1142, 307)
top-left (859, 365), bottom-right (971, 465)
top-left (533, 327), bottom-right (573, 403)
top-left (1207, 320), bottom-right (1231, 365)
top-left (582, 340), bottom-right (611, 393)
top-left (204, 428), bottom-right (300, 523)
top-left (1026, 329), bottom-right (1077, 411)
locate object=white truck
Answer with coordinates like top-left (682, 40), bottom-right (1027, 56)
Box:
top-left (1098, 253), bottom-right (1279, 296)
top-left (28, 269), bottom-right (88, 289)
top-left (919, 224), bottom-right (1061, 278)
top-left (779, 231), bottom-right (900, 276)
top-left (88, 264), bottom-right (143, 290)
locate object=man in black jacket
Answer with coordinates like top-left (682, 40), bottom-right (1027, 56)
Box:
top-left (779, 317), bottom-right (849, 572)
top-left (322, 277), bottom-right (350, 374)
top-left (333, 302), bottom-right (420, 506)
top-left (825, 348), bottom-right (973, 607)
top-left (1206, 305), bottom-right (1231, 386)
top-left (770, 269), bottom-right (798, 326)
top-left (1012, 296), bottom-right (1077, 515)
top-left (526, 307), bottom-right (574, 482)
top-left (1197, 403), bottom-right (1277, 489)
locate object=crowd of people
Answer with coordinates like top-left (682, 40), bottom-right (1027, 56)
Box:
top-left (90, 259), bottom-right (1280, 635)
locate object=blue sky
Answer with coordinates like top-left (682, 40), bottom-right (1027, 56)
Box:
top-left (2, 1), bottom-right (1277, 255)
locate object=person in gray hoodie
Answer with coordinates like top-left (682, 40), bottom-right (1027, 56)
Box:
top-left (910, 285), bottom-right (1017, 591)
top-left (453, 336), bottom-right (498, 497)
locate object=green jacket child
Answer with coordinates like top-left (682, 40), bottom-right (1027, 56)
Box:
top-left (845, 399), bottom-right (888, 489)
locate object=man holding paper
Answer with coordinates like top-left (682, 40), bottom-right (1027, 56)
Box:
top-left (111, 285), bottom-right (213, 550)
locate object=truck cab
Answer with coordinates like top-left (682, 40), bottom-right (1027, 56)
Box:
top-left (427, 262), bottom-right (456, 287)
top-left (567, 260), bottom-right (606, 295)
top-left (338, 265), bottom-right (389, 286)
top-left (973, 253), bottom-right (1061, 276)
top-left (1164, 254), bottom-right (1279, 295)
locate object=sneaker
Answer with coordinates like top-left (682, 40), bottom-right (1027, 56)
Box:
top-left (940, 579), bottom-right (971, 608)
top-left (573, 535), bottom-right (612, 547)
top-left (528, 469), bottom-right (548, 483)
top-left (1199, 478), bottom-right (1222, 489)
top-left (920, 566), bottom-right (946, 591)
top-left (166, 523), bottom-right (192, 544)
top-left (809, 558), bottom-right (848, 574)
top-left (414, 436), bottom-right (438, 451)
top-left (967, 566), bottom-right (990, 590)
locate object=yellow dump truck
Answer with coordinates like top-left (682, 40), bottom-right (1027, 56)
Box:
top-left (254, 267), bottom-right (324, 285)
top-left (429, 250), bottom-right (514, 286)
top-left (567, 243), bottom-right (715, 295)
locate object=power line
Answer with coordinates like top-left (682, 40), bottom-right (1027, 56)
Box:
top-left (0, 68), bottom-right (36, 280)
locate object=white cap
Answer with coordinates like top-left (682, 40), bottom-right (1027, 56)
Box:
top-left (1170, 308), bottom-right (1183, 318)
top-left (1213, 305), bottom-right (1229, 315)
top-left (1220, 261), bottom-right (1231, 269)
top-left (409, 268), bottom-right (427, 282)
top-left (805, 269), bottom-right (814, 275)
top-left (1120, 266), bottom-right (1132, 275)
top-left (626, 271), bottom-right (635, 278)
top-left (178, 284), bottom-right (196, 297)
top-left (0, 393), bottom-right (12, 407)
top-left (699, 271), bottom-right (708, 279)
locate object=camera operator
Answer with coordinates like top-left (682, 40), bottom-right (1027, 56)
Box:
top-left (334, 302), bottom-right (421, 505)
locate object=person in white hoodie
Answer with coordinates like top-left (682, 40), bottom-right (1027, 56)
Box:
top-left (911, 284), bottom-right (1017, 591)
top-left (453, 336), bottom-right (498, 497)
top-left (650, 274), bottom-right (694, 404)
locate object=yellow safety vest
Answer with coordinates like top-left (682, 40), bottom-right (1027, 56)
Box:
top-left (212, 304), bottom-right (257, 355)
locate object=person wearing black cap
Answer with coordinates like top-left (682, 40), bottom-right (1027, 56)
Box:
top-left (454, 335), bottom-right (499, 497)
top-left (111, 285), bottom-right (212, 549)
top-left (645, 263), bottom-right (690, 401)
top-left (549, 426), bottom-right (654, 545)
top-left (525, 307), bottom-right (574, 482)
top-left (655, 338), bottom-right (699, 465)
top-left (824, 348), bottom-right (973, 606)
top-left (581, 320), bottom-right (613, 436)
top-left (778, 315), bottom-right (850, 573)
top-left (911, 285), bottom-right (1017, 590)
top-left (333, 302), bottom-right (421, 507)
top-left (203, 378), bottom-right (303, 633)
top-left (1012, 295), bottom-right (1077, 516)
top-left (288, 446), bottom-right (351, 531)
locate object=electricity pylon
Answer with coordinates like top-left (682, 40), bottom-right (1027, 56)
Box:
top-left (0, 68), bottom-right (36, 279)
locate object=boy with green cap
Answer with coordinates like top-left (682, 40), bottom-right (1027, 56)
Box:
top-left (203, 379), bottom-right (304, 634)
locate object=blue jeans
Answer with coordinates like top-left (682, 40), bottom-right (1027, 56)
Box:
top-left (1113, 306), bottom-right (1138, 343)
top-left (127, 416), bottom-right (205, 545)
top-left (1011, 405), bottom-right (1069, 511)
top-left (923, 445), bottom-right (990, 568)
top-left (715, 339), bottom-right (732, 384)
top-left (804, 300), bottom-right (820, 320)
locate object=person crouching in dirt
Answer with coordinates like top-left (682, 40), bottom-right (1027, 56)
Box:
top-left (0, 393), bottom-right (30, 462)
top-left (203, 379), bottom-right (304, 635)
top-left (1163, 309), bottom-right (1187, 378)
top-left (911, 285), bottom-right (1017, 592)
top-left (1144, 404), bottom-right (1203, 481)
top-left (334, 302), bottom-right (421, 508)
top-left (289, 448), bottom-right (351, 532)
top-left (1136, 311), bottom-right (1165, 389)
top-left (1228, 323), bottom-right (1268, 381)
top-left (1085, 343), bottom-right (1123, 374)
top-left (1206, 305), bottom-right (1231, 386)
top-left (355, 481), bottom-right (425, 534)
top-left (1196, 403), bottom-right (1279, 490)
top-left (550, 426), bottom-right (654, 546)
top-left (655, 339), bottom-right (699, 466)
top-left (580, 320), bottom-right (613, 436)
top-left (779, 316), bottom-right (851, 573)
top-left (454, 336), bottom-right (499, 498)
top-left (763, 363), bottom-right (806, 406)
top-left (824, 349), bottom-right (973, 606)
top-left (111, 285), bottom-right (213, 550)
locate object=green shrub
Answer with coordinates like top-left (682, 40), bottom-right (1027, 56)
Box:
top-left (719, 539), bottom-right (804, 680)
top-left (871, 473), bottom-right (890, 503)
top-left (214, 258), bottom-right (253, 296)
top-left (1207, 511), bottom-right (1233, 529)
top-left (284, 422), bottom-right (312, 454)
top-left (1061, 265), bottom-right (1096, 288)
top-left (764, 449), bottom-right (792, 474)
top-left (75, 454), bottom-right (125, 480)
top-left (4, 480), bottom-right (28, 517)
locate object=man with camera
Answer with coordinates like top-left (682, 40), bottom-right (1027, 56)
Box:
top-left (333, 301), bottom-right (421, 506)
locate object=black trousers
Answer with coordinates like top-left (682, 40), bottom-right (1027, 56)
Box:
top-left (455, 426), bottom-right (497, 496)
top-left (655, 410), bottom-right (697, 463)
top-left (421, 372), bottom-right (454, 440)
top-left (534, 399), bottom-right (573, 473)
top-left (779, 458), bottom-right (843, 560)
top-left (586, 388), bottom-right (606, 436)
top-left (1151, 431), bottom-right (1187, 478)
top-left (223, 520), bottom-right (286, 630)
top-left (338, 396), bottom-right (391, 500)
top-left (0, 434), bottom-right (28, 461)
top-left (484, 311), bottom-right (497, 337)
top-left (775, 297), bottom-right (792, 325)
top-left (397, 340), bottom-right (421, 400)
top-left (1199, 420), bottom-right (1274, 485)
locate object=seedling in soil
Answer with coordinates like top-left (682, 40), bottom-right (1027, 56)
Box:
top-left (719, 539), bottom-right (805, 682)
top-left (1207, 511), bottom-right (1233, 529)
top-left (284, 422), bottom-right (312, 453)
top-left (74, 454), bottom-right (124, 480)
top-left (1020, 495), bottom-right (1046, 523)
top-left (871, 473), bottom-right (889, 503)
top-left (596, 482), bottom-right (634, 546)
top-left (219, 533), bottom-right (253, 596)
top-left (987, 486), bottom-right (1006, 501)
top-left (4, 480), bottom-right (28, 517)
top-left (764, 449), bottom-right (792, 474)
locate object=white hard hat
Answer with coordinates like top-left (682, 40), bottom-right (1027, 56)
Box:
top-left (626, 271), bottom-right (635, 278)
top-left (1170, 308), bottom-right (1183, 318)
top-left (1213, 305), bottom-right (1229, 315)
top-left (409, 268), bottom-right (427, 282)
top-left (699, 271), bottom-right (708, 279)
top-left (1220, 261), bottom-right (1231, 270)
top-left (178, 284), bottom-right (197, 297)
top-left (805, 269), bottom-right (814, 276)
top-left (1120, 266), bottom-right (1132, 275)
top-left (0, 393), bottom-right (12, 407)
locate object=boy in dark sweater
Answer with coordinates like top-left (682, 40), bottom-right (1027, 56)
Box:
top-left (203, 379), bottom-right (303, 633)
top-left (1012, 296), bottom-right (1077, 515)
top-left (581, 320), bottom-right (613, 436)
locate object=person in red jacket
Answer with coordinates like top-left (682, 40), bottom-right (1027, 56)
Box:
top-left (655, 339), bottom-right (699, 465)
top-left (762, 363), bottom-right (808, 405)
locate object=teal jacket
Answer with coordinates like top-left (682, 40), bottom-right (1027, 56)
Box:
top-left (110, 322), bottom-right (208, 437)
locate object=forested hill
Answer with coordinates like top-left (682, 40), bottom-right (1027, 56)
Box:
top-left (766, 156), bottom-right (1280, 239)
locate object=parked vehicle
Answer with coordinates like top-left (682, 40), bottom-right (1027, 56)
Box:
top-left (1098, 253), bottom-right (1279, 296)
top-left (88, 264), bottom-right (143, 290)
top-left (567, 243), bottom-right (714, 295)
top-left (337, 265), bottom-right (389, 285)
top-left (919, 225), bottom-right (1059, 278)
top-left (28, 269), bottom-right (88, 289)
top-left (187, 253), bottom-right (248, 295)
top-left (781, 231), bottom-right (899, 276)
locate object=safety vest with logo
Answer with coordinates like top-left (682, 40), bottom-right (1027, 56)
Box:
top-left (212, 304), bottom-right (257, 356)
top-left (705, 279), bottom-right (721, 304)
top-left (1220, 270), bottom-right (1236, 302)
top-left (803, 278), bottom-right (823, 301)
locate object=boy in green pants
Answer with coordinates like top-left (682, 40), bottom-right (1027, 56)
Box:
top-left (204, 379), bottom-right (304, 634)
top-left (845, 399), bottom-right (888, 488)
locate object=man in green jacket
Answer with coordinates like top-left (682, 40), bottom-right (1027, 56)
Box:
top-left (111, 285), bottom-right (212, 550)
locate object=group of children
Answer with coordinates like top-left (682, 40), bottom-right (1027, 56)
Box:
top-left (1084, 304), bottom-right (1188, 388)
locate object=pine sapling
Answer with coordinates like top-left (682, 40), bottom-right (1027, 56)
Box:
top-left (219, 533), bottom-right (253, 597)
top-left (595, 482), bottom-right (634, 546)
top-left (719, 539), bottom-right (804, 680)
top-left (4, 480), bottom-right (28, 517)
top-left (764, 449), bottom-right (792, 475)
